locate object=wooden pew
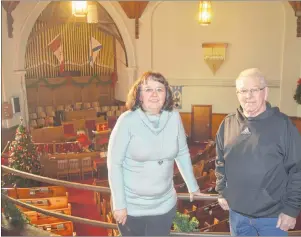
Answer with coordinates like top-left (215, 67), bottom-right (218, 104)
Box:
top-left (17, 196), bottom-right (68, 212)
top-left (36, 221), bottom-right (74, 236)
top-left (3, 186), bottom-right (67, 199)
top-left (106, 212), bottom-right (119, 236)
top-left (24, 204), bottom-right (72, 225)
top-left (199, 219), bottom-right (230, 232)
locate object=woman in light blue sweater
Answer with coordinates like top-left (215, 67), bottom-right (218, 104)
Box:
top-left (107, 72), bottom-right (201, 236)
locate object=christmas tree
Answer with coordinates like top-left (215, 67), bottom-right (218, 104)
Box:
top-left (5, 118), bottom-right (42, 187)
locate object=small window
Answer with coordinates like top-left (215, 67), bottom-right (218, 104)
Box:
top-left (11, 96), bottom-right (21, 113)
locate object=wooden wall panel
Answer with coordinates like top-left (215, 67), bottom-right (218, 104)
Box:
top-left (26, 77), bottom-right (114, 112)
top-left (26, 88), bottom-right (38, 112)
top-left (212, 114), bottom-right (227, 139)
top-left (180, 112), bottom-right (191, 137)
top-left (53, 86), bottom-right (73, 105)
top-left (191, 105), bottom-right (212, 142)
top-left (37, 86), bottom-right (53, 106)
top-left (72, 87), bottom-right (83, 104)
top-left (81, 83), bottom-right (100, 102)
top-left (181, 113), bottom-right (301, 141)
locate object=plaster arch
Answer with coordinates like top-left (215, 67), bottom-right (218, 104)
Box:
top-left (15, 1), bottom-right (136, 71)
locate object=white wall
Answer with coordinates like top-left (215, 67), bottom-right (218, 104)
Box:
top-left (150, 1), bottom-right (287, 113)
top-left (280, 2), bottom-right (301, 116)
top-left (2, 1), bottom-right (301, 128)
top-left (115, 39), bottom-right (129, 101)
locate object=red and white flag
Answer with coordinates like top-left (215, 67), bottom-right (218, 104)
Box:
top-left (48, 34), bottom-right (64, 73)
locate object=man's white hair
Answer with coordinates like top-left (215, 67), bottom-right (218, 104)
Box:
top-left (236, 68), bottom-right (267, 88)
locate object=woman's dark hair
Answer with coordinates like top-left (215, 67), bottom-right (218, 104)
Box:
top-left (126, 71), bottom-right (174, 111)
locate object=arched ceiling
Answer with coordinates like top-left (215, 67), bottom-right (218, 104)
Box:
top-left (1, 1), bottom-right (301, 38)
top-left (35, 1), bottom-right (124, 44)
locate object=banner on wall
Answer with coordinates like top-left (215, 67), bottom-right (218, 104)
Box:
top-left (89, 37), bottom-right (102, 67)
top-left (170, 85), bottom-right (183, 109)
top-left (48, 34), bottom-right (64, 73)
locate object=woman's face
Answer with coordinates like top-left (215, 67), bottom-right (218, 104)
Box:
top-left (139, 79), bottom-right (166, 114)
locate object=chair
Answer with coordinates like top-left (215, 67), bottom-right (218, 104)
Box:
top-left (63, 123), bottom-right (77, 140)
top-left (36, 106), bottom-right (44, 114)
top-left (37, 118), bottom-right (45, 128)
top-left (68, 159), bottom-right (81, 180)
top-left (81, 157), bottom-right (93, 180)
top-left (92, 101), bottom-right (99, 108)
top-left (101, 106), bottom-right (109, 112)
top-left (115, 110), bottom-right (122, 117)
top-left (83, 102), bottom-right (91, 109)
top-left (45, 105), bottom-right (54, 114)
top-left (110, 106), bottom-right (118, 111)
top-left (119, 105), bottom-right (126, 112)
top-left (38, 111), bottom-right (47, 119)
top-left (30, 120), bottom-right (38, 129)
top-left (108, 116), bottom-right (117, 130)
top-left (46, 111), bottom-right (55, 117)
top-left (56, 105), bottom-right (64, 111)
top-left (94, 107), bottom-right (101, 112)
top-left (106, 110), bottom-right (115, 117)
top-left (57, 160), bottom-right (69, 180)
top-left (30, 113), bottom-right (38, 120)
top-left (75, 102), bottom-right (82, 111)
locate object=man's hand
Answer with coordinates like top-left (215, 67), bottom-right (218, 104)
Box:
top-left (276, 213), bottom-right (296, 231)
top-left (113, 208), bottom-right (127, 226)
top-left (218, 197), bottom-right (229, 210)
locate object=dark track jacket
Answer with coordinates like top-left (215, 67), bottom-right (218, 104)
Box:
top-left (215, 103), bottom-right (301, 218)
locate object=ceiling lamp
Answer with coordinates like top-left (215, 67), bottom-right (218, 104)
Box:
top-left (72, 1), bottom-right (88, 17)
top-left (198, 1), bottom-right (212, 26)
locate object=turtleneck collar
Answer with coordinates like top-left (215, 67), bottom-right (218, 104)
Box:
top-left (137, 108), bottom-right (172, 135)
top-left (236, 101), bottom-right (279, 123)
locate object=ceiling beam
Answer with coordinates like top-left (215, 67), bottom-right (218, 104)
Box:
top-left (289, 1), bottom-right (301, 37)
top-left (1, 1), bottom-right (20, 38)
top-left (118, 1), bottom-right (149, 39)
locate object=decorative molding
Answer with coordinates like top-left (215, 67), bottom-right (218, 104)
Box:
top-left (168, 78), bottom-right (280, 88)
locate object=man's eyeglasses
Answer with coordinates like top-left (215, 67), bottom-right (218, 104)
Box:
top-left (236, 87), bottom-right (265, 95)
top-left (141, 87), bottom-right (165, 94)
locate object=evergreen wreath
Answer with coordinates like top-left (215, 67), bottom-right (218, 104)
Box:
top-left (293, 78), bottom-right (301, 105)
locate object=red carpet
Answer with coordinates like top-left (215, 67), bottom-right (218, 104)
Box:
top-left (66, 144), bottom-right (206, 236)
top-left (67, 179), bottom-right (108, 236)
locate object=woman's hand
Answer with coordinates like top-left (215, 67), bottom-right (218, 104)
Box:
top-left (189, 189), bottom-right (206, 202)
top-left (113, 208), bottom-right (127, 225)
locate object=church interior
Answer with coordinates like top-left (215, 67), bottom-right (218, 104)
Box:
top-left (1, 1), bottom-right (301, 236)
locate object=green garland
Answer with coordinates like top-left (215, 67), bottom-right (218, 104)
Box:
top-left (293, 78), bottom-right (301, 105)
top-left (26, 75), bottom-right (112, 89)
top-left (2, 181), bottom-right (30, 229)
top-left (172, 211), bottom-right (199, 232)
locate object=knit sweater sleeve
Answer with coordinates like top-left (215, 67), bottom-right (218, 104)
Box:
top-left (107, 112), bottom-right (131, 211)
top-left (174, 111), bottom-right (199, 193)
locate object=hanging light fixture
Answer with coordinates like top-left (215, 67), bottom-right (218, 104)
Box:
top-left (198, 1), bottom-right (212, 25)
top-left (72, 1), bottom-right (88, 17)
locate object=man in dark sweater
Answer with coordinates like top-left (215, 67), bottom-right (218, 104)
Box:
top-left (215, 68), bottom-right (301, 236)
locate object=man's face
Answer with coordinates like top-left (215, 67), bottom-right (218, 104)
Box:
top-left (236, 76), bottom-right (268, 117)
